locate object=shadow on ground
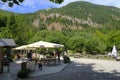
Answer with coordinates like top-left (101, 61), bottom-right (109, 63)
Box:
top-left (23, 60), bottom-right (120, 80)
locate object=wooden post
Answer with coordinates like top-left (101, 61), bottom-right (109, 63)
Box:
top-left (6, 47), bottom-right (11, 58)
top-left (0, 47), bottom-right (3, 73)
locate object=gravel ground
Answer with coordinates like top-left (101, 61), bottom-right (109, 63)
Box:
top-left (22, 58), bottom-right (120, 80)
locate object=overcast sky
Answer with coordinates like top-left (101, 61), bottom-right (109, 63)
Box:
top-left (0, 0), bottom-right (120, 13)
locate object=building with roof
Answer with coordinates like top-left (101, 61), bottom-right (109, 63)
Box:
top-left (0, 39), bottom-right (16, 73)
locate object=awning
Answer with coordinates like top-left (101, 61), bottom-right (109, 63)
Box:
top-left (0, 39), bottom-right (16, 47)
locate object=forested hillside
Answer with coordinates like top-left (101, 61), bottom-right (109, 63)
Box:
top-left (0, 1), bottom-right (120, 54)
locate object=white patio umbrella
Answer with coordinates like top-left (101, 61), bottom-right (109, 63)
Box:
top-left (27, 41), bottom-right (64, 48)
top-left (24, 41), bottom-right (64, 59)
top-left (111, 45), bottom-right (118, 57)
top-left (14, 45), bottom-right (36, 50)
top-left (14, 45), bottom-right (27, 50)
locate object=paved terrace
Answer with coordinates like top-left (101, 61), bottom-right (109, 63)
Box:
top-left (0, 60), bottom-right (68, 80)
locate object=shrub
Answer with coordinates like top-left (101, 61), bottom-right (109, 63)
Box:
top-left (17, 69), bottom-right (31, 78)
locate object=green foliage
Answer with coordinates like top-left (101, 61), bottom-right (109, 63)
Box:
top-left (85, 36), bottom-right (106, 54)
top-left (1, 0), bottom-right (24, 7)
top-left (50, 0), bottom-right (64, 4)
top-left (0, 13), bottom-right (36, 45)
top-left (51, 1), bottom-right (120, 28)
top-left (0, 27), bottom-right (13, 38)
top-left (29, 30), bottom-right (67, 45)
top-left (0, 15), bottom-right (7, 27)
top-left (1, 1), bottom-right (120, 55)
top-left (17, 69), bottom-right (31, 78)
top-left (67, 37), bottom-right (85, 53)
top-left (106, 30), bottom-right (120, 51)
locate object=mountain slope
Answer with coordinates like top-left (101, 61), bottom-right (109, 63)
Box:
top-left (32, 1), bottom-right (120, 30)
top-left (1, 1), bottom-right (120, 45)
top-left (1, 1), bottom-right (120, 31)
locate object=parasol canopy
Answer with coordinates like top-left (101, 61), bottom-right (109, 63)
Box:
top-left (27, 41), bottom-right (64, 48)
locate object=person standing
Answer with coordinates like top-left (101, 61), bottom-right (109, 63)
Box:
top-left (57, 51), bottom-right (60, 63)
top-left (38, 60), bottom-right (42, 70)
top-left (27, 50), bottom-right (32, 59)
